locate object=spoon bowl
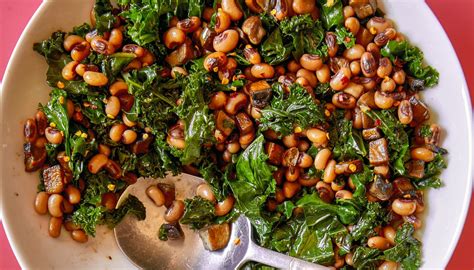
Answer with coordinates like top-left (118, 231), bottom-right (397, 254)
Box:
top-left (114, 173), bottom-right (328, 270)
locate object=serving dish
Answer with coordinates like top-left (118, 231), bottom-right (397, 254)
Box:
top-left (1, 0), bottom-right (472, 269)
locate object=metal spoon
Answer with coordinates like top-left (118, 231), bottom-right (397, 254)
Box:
top-left (114, 173), bottom-right (329, 270)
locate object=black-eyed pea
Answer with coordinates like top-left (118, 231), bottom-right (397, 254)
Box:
top-left (122, 114), bottom-right (137, 127)
top-left (332, 92), bottom-right (356, 109)
top-left (391, 198), bottom-right (417, 216)
top-left (292, 0), bottom-right (315, 14)
top-left (146, 185), bottom-right (166, 207)
top-left (299, 54), bottom-right (323, 71)
top-left (65, 185), bottom-right (81, 205)
top-left (368, 236), bottom-right (390, 250)
top-left (88, 153), bottom-right (109, 174)
top-left (306, 128), bottom-right (328, 146)
top-left (398, 100), bottom-right (413, 125)
top-left (63, 35), bottom-right (85, 51)
top-left (101, 192), bottom-right (118, 210)
top-left (323, 159), bottom-right (337, 183)
top-left (316, 64), bottom-right (330, 83)
top-left (287, 60), bottom-right (301, 73)
top-left (221, 0), bottom-right (244, 21)
top-left (377, 57), bottom-right (393, 78)
top-left (71, 42), bottom-right (91, 62)
top-left (283, 181), bottom-right (301, 198)
top-left (330, 68), bottom-right (351, 91)
top-left (34, 192), bottom-right (49, 215)
top-left (196, 183), bottom-right (216, 202)
top-left (374, 91), bottom-right (394, 109)
top-left (105, 96), bottom-right (121, 119)
top-left (48, 194), bottom-right (64, 217)
top-left (45, 127), bottom-right (63, 144)
top-left (109, 124), bottom-right (127, 142)
top-left (83, 71), bottom-right (108, 86)
top-left (296, 68), bottom-right (318, 87)
top-left (345, 17), bottom-right (360, 35)
top-left (62, 61), bottom-right (79, 81)
top-left (71, 229), bottom-right (88, 243)
top-left (343, 44), bottom-right (365, 61)
top-left (314, 148), bottom-right (331, 170)
top-left (215, 196), bottom-right (234, 216)
top-left (122, 130), bottom-right (138, 145)
top-left (164, 27), bottom-right (186, 49)
top-left (49, 216), bottom-right (63, 238)
top-left (410, 147), bottom-right (435, 162)
top-left (378, 261), bottom-right (399, 270)
top-left (381, 77), bottom-right (396, 92)
top-left (382, 226), bottom-right (396, 245)
top-left (171, 67), bottom-right (188, 79)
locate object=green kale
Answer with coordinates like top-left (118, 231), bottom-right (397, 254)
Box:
top-left (70, 23), bottom-right (92, 37)
top-left (350, 202), bottom-right (386, 241)
top-left (104, 195), bottom-right (146, 227)
top-left (352, 246), bottom-right (382, 269)
top-left (297, 193), bottom-right (359, 225)
top-left (383, 223), bottom-right (422, 270)
top-left (335, 26), bottom-right (355, 48)
top-left (101, 52), bottom-right (136, 81)
top-left (174, 60), bottom-right (215, 165)
top-left (260, 28), bottom-right (292, 65)
top-left (180, 197), bottom-right (216, 229)
top-left (317, 0), bottom-right (344, 30)
top-left (33, 31), bottom-right (66, 62)
top-left (364, 109), bottom-right (410, 175)
top-left (350, 165), bottom-right (373, 207)
top-left (94, 0), bottom-right (116, 33)
top-left (413, 152), bottom-right (447, 189)
top-left (72, 172), bottom-right (112, 236)
top-left (314, 82), bottom-right (333, 99)
top-left (228, 134), bottom-right (278, 245)
top-left (330, 118), bottom-right (367, 160)
top-left (40, 89), bottom-right (70, 155)
top-left (259, 83), bottom-right (325, 136)
top-left (279, 14), bottom-right (327, 59)
top-left (381, 40), bottom-right (439, 87)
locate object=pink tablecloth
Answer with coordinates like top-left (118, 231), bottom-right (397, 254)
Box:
top-left (1, 0), bottom-right (473, 269)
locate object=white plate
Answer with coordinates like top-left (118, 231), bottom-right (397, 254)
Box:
top-left (1, 0), bottom-right (472, 269)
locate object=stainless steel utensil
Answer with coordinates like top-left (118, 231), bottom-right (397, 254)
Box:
top-left (114, 173), bottom-right (329, 270)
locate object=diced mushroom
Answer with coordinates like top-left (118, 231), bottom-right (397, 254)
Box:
top-left (265, 142), bottom-right (285, 165)
top-left (392, 177), bottom-right (415, 196)
top-left (407, 160), bottom-right (425, 179)
top-left (350, 0), bottom-right (377, 19)
top-left (43, 165), bottom-right (65, 194)
top-left (131, 133), bottom-right (154, 154)
top-left (362, 127), bottom-right (381, 141)
top-left (199, 223), bottom-right (231, 251)
top-left (216, 110), bottom-right (236, 136)
top-left (335, 159), bottom-right (363, 175)
top-left (24, 142), bottom-right (46, 172)
top-left (368, 175), bottom-right (393, 201)
top-left (157, 183), bottom-right (176, 208)
top-left (369, 138), bottom-right (389, 165)
top-left (248, 80), bottom-right (272, 109)
top-left (409, 96), bottom-right (430, 126)
top-left (235, 112), bottom-right (254, 134)
top-left (282, 147), bottom-right (299, 167)
top-left (159, 223), bottom-right (183, 241)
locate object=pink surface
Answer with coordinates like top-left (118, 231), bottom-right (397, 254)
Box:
top-left (0, 0), bottom-right (473, 269)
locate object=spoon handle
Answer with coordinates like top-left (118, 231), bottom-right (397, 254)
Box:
top-left (246, 243), bottom-right (329, 270)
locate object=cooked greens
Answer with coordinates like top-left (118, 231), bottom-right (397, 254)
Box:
top-left (26, 0), bottom-right (446, 268)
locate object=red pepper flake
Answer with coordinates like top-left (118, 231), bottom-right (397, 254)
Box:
top-left (374, 119), bottom-right (382, 126)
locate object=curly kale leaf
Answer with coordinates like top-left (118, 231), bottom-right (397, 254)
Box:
top-left (381, 40), bottom-right (439, 87)
top-left (259, 83), bottom-right (325, 136)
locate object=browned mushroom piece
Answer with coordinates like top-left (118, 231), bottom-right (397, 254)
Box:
top-left (349, 0), bottom-right (377, 19)
top-left (265, 142), bottom-right (285, 165)
top-left (369, 138), bottom-right (389, 166)
top-left (368, 175), bottom-right (393, 201)
top-left (157, 183), bottom-right (176, 208)
top-left (216, 110), bottom-right (236, 136)
top-left (24, 142), bottom-right (47, 172)
top-left (199, 223), bottom-right (231, 251)
top-left (407, 159), bottom-right (425, 179)
top-left (43, 165), bottom-right (65, 194)
top-left (248, 80), bottom-right (272, 109)
top-left (335, 159), bottom-right (363, 175)
top-left (235, 112), bottom-right (254, 134)
top-left (159, 223), bottom-right (184, 241)
top-left (104, 159), bottom-right (122, 179)
top-left (362, 127), bottom-right (381, 141)
top-left (409, 95), bottom-right (430, 126)
top-left (392, 177), bottom-right (415, 196)
top-left (131, 133), bottom-right (154, 154)
top-left (282, 147), bottom-right (300, 167)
